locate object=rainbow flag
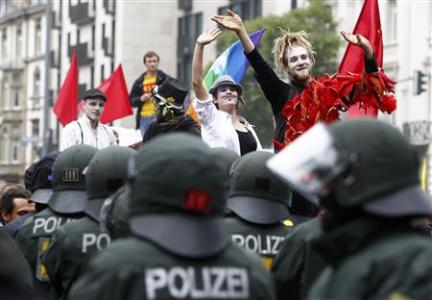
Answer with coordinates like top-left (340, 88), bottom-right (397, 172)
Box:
top-left (186, 28), bottom-right (266, 117)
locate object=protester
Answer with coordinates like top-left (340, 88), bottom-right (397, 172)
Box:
top-left (4, 151), bottom-right (58, 238)
top-left (43, 145), bottom-right (134, 299)
top-left (15, 145), bottom-right (97, 299)
top-left (192, 28), bottom-right (262, 156)
top-left (142, 77), bottom-right (200, 142)
top-left (268, 119), bottom-right (432, 298)
top-left (69, 133), bottom-right (275, 300)
top-left (212, 10), bottom-right (396, 149)
top-left (129, 51), bottom-right (168, 136)
top-left (60, 89), bottom-right (116, 151)
top-left (0, 185), bottom-right (34, 225)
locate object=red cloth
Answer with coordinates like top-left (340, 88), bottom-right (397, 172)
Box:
top-left (339, 0), bottom-right (384, 118)
top-left (98, 65), bottom-right (133, 123)
top-left (275, 71), bottom-right (396, 151)
top-left (52, 50), bottom-right (78, 127)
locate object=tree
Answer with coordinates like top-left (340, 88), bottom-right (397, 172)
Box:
top-left (217, 0), bottom-right (341, 147)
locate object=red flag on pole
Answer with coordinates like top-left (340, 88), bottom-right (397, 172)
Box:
top-left (98, 64), bottom-right (133, 123)
top-left (53, 50), bottom-right (78, 126)
top-left (339, 0), bottom-right (383, 118)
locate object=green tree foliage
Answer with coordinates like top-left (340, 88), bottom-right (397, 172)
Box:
top-left (216, 0), bottom-right (341, 147)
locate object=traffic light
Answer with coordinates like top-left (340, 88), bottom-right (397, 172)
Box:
top-left (413, 70), bottom-right (428, 95)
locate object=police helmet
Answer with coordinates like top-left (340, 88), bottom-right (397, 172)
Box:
top-left (83, 145), bottom-right (135, 221)
top-left (48, 145), bottom-right (97, 214)
top-left (127, 133), bottom-right (229, 258)
top-left (228, 151), bottom-right (291, 224)
top-left (268, 120), bottom-right (432, 217)
top-left (100, 186), bottom-right (130, 239)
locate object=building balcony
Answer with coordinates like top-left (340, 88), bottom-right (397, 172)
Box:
top-left (68, 43), bottom-right (94, 66)
top-left (69, 1), bottom-right (94, 26)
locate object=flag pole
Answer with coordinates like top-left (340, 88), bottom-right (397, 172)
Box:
top-left (41, 0), bottom-right (52, 157)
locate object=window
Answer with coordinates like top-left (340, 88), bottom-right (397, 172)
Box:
top-left (100, 64), bottom-right (105, 81)
top-left (13, 88), bottom-right (21, 108)
top-left (177, 12), bottom-right (203, 86)
top-left (16, 25), bottom-right (22, 58)
top-left (218, 0), bottom-right (261, 21)
top-left (33, 68), bottom-right (41, 107)
top-left (12, 139), bottom-right (20, 163)
top-left (2, 29), bottom-right (7, 59)
top-left (1, 128), bottom-right (8, 163)
top-left (35, 19), bottom-right (42, 55)
top-left (386, 0), bottom-right (397, 43)
top-left (1, 81), bottom-right (8, 109)
top-left (31, 119), bottom-right (40, 162)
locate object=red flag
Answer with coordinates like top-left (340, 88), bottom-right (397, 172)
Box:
top-left (339, 0), bottom-right (383, 118)
top-left (98, 64), bottom-right (133, 123)
top-left (53, 50), bottom-right (78, 126)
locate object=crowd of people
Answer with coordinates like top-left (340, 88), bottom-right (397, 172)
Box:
top-left (1, 10), bottom-right (432, 300)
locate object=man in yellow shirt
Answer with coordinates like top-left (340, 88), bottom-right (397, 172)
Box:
top-left (129, 51), bottom-right (168, 135)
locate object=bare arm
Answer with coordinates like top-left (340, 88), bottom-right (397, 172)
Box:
top-left (212, 9), bottom-right (255, 54)
top-left (341, 31), bottom-right (374, 59)
top-left (192, 28), bottom-right (222, 100)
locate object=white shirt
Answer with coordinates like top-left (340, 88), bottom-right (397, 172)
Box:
top-left (59, 115), bottom-right (115, 151)
top-left (193, 95), bottom-right (262, 156)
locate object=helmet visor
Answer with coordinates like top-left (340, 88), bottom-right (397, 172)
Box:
top-left (267, 123), bottom-right (349, 204)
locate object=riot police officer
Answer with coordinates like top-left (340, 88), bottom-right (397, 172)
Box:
top-left (70, 133), bottom-right (276, 299)
top-left (268, 119), bottom-right (432, 299)
top-left (42, 145), bottom-right (134, 299)
top-left (224, 151), bottom-right (294, 269)
top-left (15, 145), bottom-right (97, 299)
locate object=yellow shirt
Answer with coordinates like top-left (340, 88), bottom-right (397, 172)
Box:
top-left (140, 73), bottom-right (158, 117)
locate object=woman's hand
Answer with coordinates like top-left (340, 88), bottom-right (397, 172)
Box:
top-left (196, 28), bottom-right (222, 46)
top-left (212, 9), bottom-right (244, 33)
top-left (341, 31), bottom-right (373, 58)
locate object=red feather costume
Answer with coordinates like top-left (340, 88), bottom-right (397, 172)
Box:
top-left (274, 70), bottom-right (396, 150)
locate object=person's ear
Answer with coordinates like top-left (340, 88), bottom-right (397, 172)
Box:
top-left (1, 210), bottom-right (11, 224)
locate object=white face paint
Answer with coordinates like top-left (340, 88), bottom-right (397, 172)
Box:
top-left (84, 98), bottom-right (105, 121)
top-left (213, 85), bottom-right (239, 113)
top-left (285, 46), bottom-right (313, 83)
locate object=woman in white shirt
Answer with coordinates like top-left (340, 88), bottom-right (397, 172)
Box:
top-left (192, 28), bottom-right (262, 156)
top-left (60, 89), bottom-right (116, 151)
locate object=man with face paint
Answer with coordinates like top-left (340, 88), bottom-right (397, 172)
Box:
top-left (60, 89), bottom-right (116, 151)
top-left (212, 10), bottom-right (396, 149)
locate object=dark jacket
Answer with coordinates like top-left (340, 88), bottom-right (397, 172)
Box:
top-left (224, 215), bottom-right (294, 270)
top-left (271, 217), bottom-right (324, 300)
top-left (15, 207), bottom-right (84, 300)
top-left (42, 216), bottom-right (111, 299)
top-left (129, 69), bottom-right (168, 129)
top-left (69, 238), bottom-right (277, 300)
top-left (245, 48), bottom-right (303, 144)
top-left (308, 216), bottom-right (432, 299)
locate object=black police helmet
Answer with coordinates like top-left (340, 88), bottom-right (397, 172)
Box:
top-left (228, 151), bottom-right (292, 224)
top-left (328, 119), bottom-right (432, 217)
top-left (83, 145), bottom-right (135, 221)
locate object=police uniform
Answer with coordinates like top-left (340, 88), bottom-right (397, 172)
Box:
top-left (271, 217), bottom-right (324, 300)
top-left (69, 133), bottom-right (276, 300)
top-left (224, 151), bottom-right (295, 269)
top-left (100, 186), bottom-right (130, 240)
top-left (42, 145), bottom-right (134, 299)
top-left (15, 145), bottom-right (97, 299)
top-left (267, 119), bottom-right (432, 299)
